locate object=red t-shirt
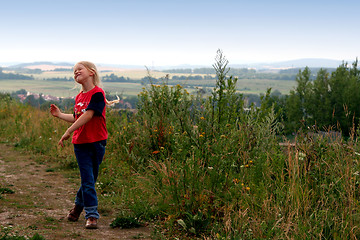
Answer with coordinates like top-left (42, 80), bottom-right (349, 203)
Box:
top-left (72, 86), bottom-right (108, 144)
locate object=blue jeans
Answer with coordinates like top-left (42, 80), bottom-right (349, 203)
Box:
top-left (73, 140), bottom-right (106, 219)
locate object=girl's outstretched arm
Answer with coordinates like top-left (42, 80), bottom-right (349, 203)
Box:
top-left (50, 104), bottom-right (75, 123)
top-left (58, 109), bottom-right (95, 147)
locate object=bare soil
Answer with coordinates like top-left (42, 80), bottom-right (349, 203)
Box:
top-left (0, 143), bottom-right (152, 240)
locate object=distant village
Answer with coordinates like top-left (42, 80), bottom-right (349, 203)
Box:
top-left (12, 89), bottom-right (135, 111)
top-left (16, 91), bottom-right (63, 102)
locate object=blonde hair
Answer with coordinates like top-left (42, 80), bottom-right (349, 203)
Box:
top-left (75, 61), bottom-right (101, 87)
top-left (74, 61), bottom-right (120, 106)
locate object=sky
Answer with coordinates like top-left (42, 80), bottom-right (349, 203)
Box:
top-left (0, 0), bottom-right (359, 67)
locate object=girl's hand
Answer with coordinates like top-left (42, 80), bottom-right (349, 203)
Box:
top-left (50, 104), bottom-right (61, 118)
top-left (58, 131), bottom-right (71, 147)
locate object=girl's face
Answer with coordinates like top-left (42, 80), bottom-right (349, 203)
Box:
top-left (73, 63), bottom-right (93, 84)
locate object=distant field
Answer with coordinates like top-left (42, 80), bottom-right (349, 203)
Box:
top-left (180, 78), bottom-right (296, 94)
top-left (0, 79), bottom-right (145, 98)
top-left (31, 69), bottom-right (168, 80)
top-left (0, 69), bottom-right (297, 97)
top-left (0, 79), bottom-right (80, 98)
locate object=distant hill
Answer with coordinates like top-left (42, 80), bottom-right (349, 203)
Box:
top-left (230, 58), bottom-right (353, 70)
top-left (10, 61), bottom-right (74, 68)
top-left (1, 58), bottom-right (355, 71)
top-left (148, 58), bottom-right (354, 70)
top-left (4, 62), bottom-right (145, 71)
top-left (259, 58), bottom-right (349, 69)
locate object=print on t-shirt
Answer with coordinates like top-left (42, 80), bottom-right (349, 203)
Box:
top-left (74, 101), bottom-right (88, 118)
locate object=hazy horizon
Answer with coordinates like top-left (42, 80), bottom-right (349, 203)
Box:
top-left (1, 0), bottom-right (359, 67)
top-left (0, 57), bottom-right (351, 70)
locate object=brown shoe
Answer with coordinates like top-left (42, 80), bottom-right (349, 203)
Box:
top-left (67, 205), bottom-right (83, 222)
top-left (85, 217), bottom-right (98, 229)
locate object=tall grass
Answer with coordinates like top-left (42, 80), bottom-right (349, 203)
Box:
top-left (0, 93), bottom-right (75, 166)
top-left (1, 50), bottom-right (360, 239)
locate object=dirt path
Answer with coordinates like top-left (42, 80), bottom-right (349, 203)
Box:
top-left (0, 143), bottom-right (152, 240)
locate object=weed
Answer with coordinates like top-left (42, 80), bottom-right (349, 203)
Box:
top-left (28, 225), bottom-right (38, 230)
top-left (110, 216), bottom-right (142, 229)
top-left (132, 233), bottom-right (146, 239)
top-left (177, 211), bottom-right (210, 236)
top-left (0, 226), bottom-right (45, 240)
top-left (0, 188), bottom-right (15, 194)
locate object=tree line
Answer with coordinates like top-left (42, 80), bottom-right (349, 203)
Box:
top-left (263, 59), bottom-right (359, 136)
top-left (164, 67), bottom-right (302, 80)
top-left (0, 67), bottom-right (34, 80)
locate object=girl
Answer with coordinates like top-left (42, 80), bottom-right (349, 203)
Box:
top-left (50, 61), bottom-right (116, 229)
